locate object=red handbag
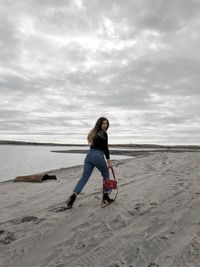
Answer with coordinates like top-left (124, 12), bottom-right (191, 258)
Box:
top-left (103, 179), bottom-right (117, 190)
top-left (103, 167), bottom-right (118, 190)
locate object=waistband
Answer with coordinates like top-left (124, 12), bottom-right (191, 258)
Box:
top-left (90, 148), bottom-right (104, 152)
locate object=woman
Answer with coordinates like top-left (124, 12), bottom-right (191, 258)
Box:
top-left (66, 117), bottom-right (113, 209)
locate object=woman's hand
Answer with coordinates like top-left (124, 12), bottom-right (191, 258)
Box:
top-left (107, 159), bottom-right (113, 168)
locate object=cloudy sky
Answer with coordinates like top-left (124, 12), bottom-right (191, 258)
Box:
top-left (0, 0), bottom-right (200, 145)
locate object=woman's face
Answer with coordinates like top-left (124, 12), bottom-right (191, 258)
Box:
top-left (101, 120), bottom-right (108, 131)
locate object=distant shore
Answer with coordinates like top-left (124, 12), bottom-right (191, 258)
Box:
top-left (1, 140), bottom-right (200, 150)
top-left (51, 147), bottom-right (200, 157)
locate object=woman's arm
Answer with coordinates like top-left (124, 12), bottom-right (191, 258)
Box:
top-left (107, 159), bottom-right (113, 168)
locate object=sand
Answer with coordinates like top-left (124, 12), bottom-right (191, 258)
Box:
top-left (0, 151), bottom-right (200, 267)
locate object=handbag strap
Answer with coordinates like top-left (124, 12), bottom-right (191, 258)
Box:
top-left (109, 166), bottom-right (116, 180)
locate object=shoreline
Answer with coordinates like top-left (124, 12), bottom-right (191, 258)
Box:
top-left (1, 148), bottom-right (200, 184)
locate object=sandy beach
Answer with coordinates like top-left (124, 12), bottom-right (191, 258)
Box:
top-left (0, 150), bottom-right (200, 267)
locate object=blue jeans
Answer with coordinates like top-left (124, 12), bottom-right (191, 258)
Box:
top-left (73, 149), bottom-right (109, 194)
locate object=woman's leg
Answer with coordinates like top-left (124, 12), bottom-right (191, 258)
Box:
top-left (73, 161), bottom-right (94, 194)
top-left (94, 152), bottom-right (114, 202)
top-left (94, 153), bottom-right (109, 180)
top-left (66, 152), bottom-right (94, 208)
top-left (94, 152), bottom-right (111, 194)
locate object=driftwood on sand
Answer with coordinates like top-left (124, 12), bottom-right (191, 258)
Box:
top-left (14, 174), bottom-right (57, 183)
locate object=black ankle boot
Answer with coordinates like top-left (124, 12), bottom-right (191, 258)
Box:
top-left (66, 193), bottom-right (76, 209)
top-left (103, 193), bottom-right (114, 204)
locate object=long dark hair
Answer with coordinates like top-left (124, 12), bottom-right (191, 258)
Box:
top-left (87, 117), bottom-right (109, 144)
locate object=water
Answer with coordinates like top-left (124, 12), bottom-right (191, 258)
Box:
top-left (0, 145), bottom-right (132, 183)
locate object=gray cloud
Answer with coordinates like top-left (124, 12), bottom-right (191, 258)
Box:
top-left (0, 0), bottom-right (200, 144)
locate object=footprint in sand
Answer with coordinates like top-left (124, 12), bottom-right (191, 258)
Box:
top-left (150, 202), bottom-right (158, 206)
top-left (0, 230), bottom-right (5, 235)
top-left (148, 263), bottom-right (159, 267)
top-left (160, 235), bottom-right (169, 240)
top-left (0, 231), bottom-right (16, 245)
top-left (53, 206), bottom-right (70, 212)
top-left (152, 217), bottom-right (159, 223)
top-left (11, 216), bottom-right (45, 224)
top-left (134, 202), bottom-right (145, 211)
top-left (127, 209), bottom-right (135, 216)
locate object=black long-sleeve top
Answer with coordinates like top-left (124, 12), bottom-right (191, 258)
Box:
top-left (90, 131), bottom-right (110, 159)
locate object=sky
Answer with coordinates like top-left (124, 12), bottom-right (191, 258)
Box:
top-left (0, 0), bottom-right (200, 145)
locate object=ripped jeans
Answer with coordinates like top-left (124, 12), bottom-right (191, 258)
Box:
top-left (73, 148), bottom-right (109, 194)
